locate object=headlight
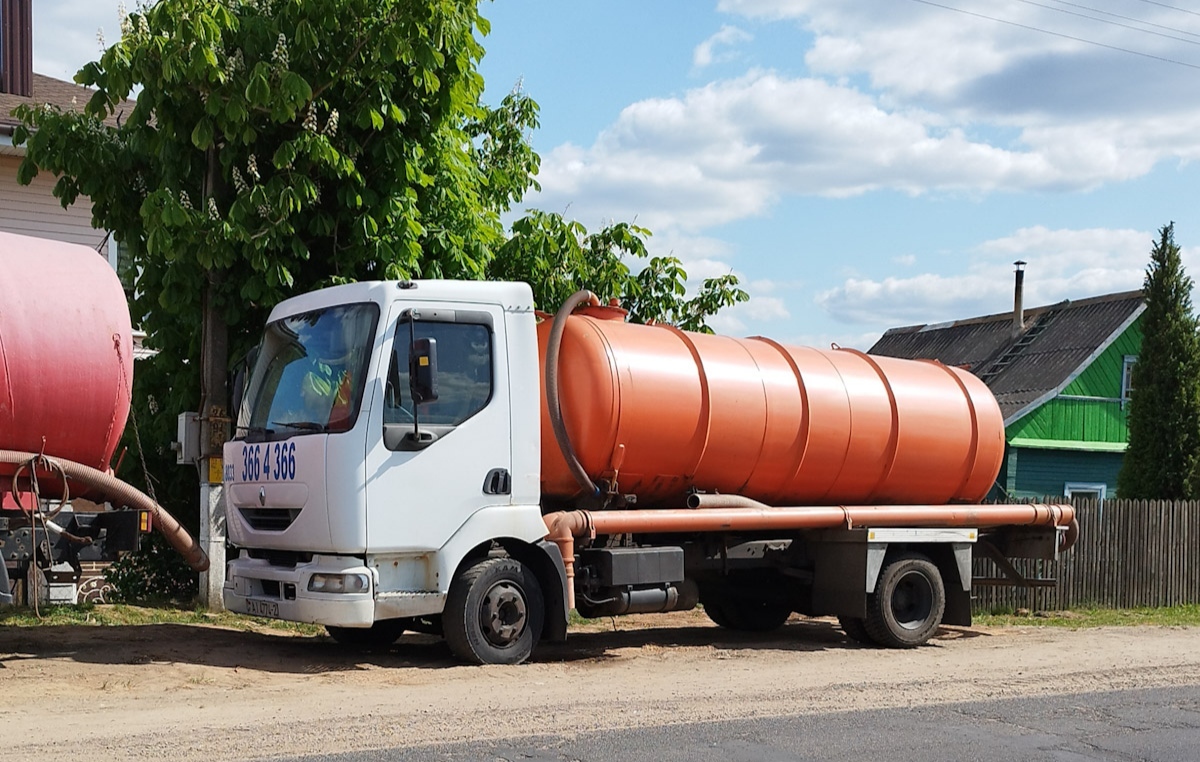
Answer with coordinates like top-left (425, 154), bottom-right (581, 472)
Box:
top-left (308, 573), bottom-right (370, 594)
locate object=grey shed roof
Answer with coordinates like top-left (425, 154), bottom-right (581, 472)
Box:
top-left (868, 290), bottom-right (1145, 424)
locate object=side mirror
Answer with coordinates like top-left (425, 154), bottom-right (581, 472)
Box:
top-left (409, 337), bottom-right (439, 404)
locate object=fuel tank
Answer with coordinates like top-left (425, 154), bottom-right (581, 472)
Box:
top-left (538, 305), bottom-right (1005, 507)
top-left (0, 232), bottom-right (133, 481)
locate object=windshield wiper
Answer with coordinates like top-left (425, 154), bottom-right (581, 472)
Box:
top-left (271, 420), bottom-right (328, 432)
top-left (238, 425), bottom-right (275, 442)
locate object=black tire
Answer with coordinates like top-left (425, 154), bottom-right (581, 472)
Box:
top-left (702, 599), bottom-right (736, 629)
top-left (444, 556), bottom-right (544, 665)
top-left (703, 595), bottom-right (792, 632)
top-left (864, 553), bottom-right (946, 648)
top-left (838, 616), bottom-right (875, 646)
top-left (326, 618), bottom-right (409, 648)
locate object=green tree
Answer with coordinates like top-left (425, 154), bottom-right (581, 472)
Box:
top-left (14, 0), bottom-right (539, 524)
top-left (492, 210), bottom-right (748, 333)
top-left (1118, 222), bottom-right (1200, 499)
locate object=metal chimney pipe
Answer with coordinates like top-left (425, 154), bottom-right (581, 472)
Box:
top-left (0, 0), bottom-right (34, 97)
top-left (1012, 260), bottom-right (1026, 337)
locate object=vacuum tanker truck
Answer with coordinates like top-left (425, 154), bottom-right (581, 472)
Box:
top-left (0, 232), bottom-right (207, 605)
top-left (223, 279), bottom-right (1076, 664)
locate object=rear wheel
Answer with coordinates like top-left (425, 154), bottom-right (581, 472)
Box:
top-left (703, 595), bottom-right (792, 632)
top-left (325, 618), bottom-right (409, 648)
top-left (445, 556), bottom-right (544, 665)
top-left (864, 554), bottom-right (945, 648)
top-left (702, 600), bottom-right (736, 629)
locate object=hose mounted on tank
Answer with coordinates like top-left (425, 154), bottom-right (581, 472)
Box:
top-left (545, 290), bottom-right (603, 501)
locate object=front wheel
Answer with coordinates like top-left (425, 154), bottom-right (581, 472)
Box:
top-left (444, 556), bottom-right (544, 665)
top-left (326, 618), bottom-right (409, 648)
top-left (864, 553), bottom-right (946, 648)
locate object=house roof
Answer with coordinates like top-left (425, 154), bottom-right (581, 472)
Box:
top-left (0, 72), bottom-right (125, 131)
top-left (868, 290), bottom-right (1145, 425)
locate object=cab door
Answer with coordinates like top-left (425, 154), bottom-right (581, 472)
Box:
top-left (362, 302), bottom-right (512, 553)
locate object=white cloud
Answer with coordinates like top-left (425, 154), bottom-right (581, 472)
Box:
top-left (892, 254), bottom-right (916, 266)
top-left (517, 0), bottom-right (1200, 237)
top-left (719, 0), bottom-right (1200, 114)
top-left (705, 291), bottom-right (790, 335)
top-left (529, 69), bottom-right (1171, 235)
top-left (693, 25), bottom-right (753, 69)
top-left (815, 226), bottom-right (1151, 326)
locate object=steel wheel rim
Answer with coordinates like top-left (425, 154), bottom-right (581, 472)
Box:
top-left (479, 580), bottom-right (528, 648)
top-left (892, 570), bottom-right (934, 630)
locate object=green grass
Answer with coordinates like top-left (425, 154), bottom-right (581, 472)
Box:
top-left (973, 604), bottom-right (1200, 628)
top-left (3, 602), bottom-right (1199, 632)
top-left (0, 603), bottom-right (322, 635)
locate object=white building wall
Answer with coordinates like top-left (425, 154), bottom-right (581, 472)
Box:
top-left (0, 153), bottom-right (109, 257)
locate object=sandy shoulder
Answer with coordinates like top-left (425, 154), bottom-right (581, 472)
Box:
top-left (1, 611), bottom-right (1197, 761)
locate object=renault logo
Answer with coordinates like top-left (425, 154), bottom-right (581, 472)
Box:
top-left (258, 487), bottom-right (266, 507)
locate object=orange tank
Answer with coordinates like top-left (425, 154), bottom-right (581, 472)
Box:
top-left (538, 305), bottom-right (1005, 507)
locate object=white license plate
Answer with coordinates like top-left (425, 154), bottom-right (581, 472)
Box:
top-left (247, 598), bottom-right (279, 618)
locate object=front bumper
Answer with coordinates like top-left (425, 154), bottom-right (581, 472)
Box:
top-left (223, 554), bottom-right (375, 627)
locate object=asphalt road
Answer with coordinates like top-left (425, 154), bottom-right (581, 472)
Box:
top-left (290, 684), bottom-right (1200, 762)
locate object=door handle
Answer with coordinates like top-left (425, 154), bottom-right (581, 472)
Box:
top-left (483, 468), bottom-right (511, 495)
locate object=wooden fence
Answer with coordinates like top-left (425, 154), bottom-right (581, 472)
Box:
top-left (971, 499), bottom-right (1200, 612)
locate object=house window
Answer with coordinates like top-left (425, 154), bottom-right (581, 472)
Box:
top-left (1121, 355), bottom-right (1137, 403)
top-left (1064, 482), bottom-right (1106, 502)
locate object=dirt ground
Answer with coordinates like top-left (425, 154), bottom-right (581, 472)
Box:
top-left (2, 611), bottom-right (1199, 761)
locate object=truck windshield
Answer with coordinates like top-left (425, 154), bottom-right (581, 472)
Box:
top-left (238, 303), bottom-right (379, 441)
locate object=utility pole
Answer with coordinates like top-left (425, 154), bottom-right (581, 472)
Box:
top-left (197, 147), bottom-right (228, 610)
top-left (197, 271), bottom-right (229, 610)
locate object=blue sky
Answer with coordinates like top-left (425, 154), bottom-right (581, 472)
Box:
top-left (34, 1), bottom-right (1200, 348)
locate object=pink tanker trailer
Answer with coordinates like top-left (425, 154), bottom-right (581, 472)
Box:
top-left (0, 231), bottom-right (206, 604)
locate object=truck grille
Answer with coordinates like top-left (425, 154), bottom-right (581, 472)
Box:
top-left (239, 507), bottom-right (301, 531)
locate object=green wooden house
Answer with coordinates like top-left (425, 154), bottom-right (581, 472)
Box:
top-left (869, 288), bottom-right (1144, 501)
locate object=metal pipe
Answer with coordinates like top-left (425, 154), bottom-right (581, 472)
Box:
top-left (545, 290), bottom-right (602, 498)
top-left (686, 494), bottom-right (772, 510)
top-left (1013, 260), bottom-right (1027, 337)
top-left (0, 450), bottom-right (209, 571)
top-left (542, 510), bottom-right (592, 609)
top-left (588, 503), bottom-right (1074, 534)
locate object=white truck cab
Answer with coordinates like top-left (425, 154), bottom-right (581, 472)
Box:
top-left (223, 280), bottom-right (567, 662)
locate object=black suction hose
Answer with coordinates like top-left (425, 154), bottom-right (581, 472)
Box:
top-left (545, 290), bottom-right (601, 498)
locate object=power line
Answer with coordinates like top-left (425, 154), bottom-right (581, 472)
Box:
top-left (1133, 0), bottom-right (1200, 20)
top-left (908, 0), bottom-right (1200, 71)
top-left (1015, 0), bottom-right (1200, 46)
top-left (1043, 0), bottom-right (1200, 40)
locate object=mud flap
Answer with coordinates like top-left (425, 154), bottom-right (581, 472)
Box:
top-left (502, 539), bottom-right (569, 642)
top-left (0, 560), bottom-right (12, 605)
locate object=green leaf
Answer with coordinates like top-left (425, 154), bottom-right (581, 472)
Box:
top-left (272, 141), bottom-right (298, 169)
top-left (294, 19), bottom-right (318, 52)
top-left (190, 119), bottom-right (214, 150)
top-left (282, 72), bottom-right (313, 104)
top-left (245, 67), bottom-right (271, 106)
top-left (225, 98), bottom-right (247, 124)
